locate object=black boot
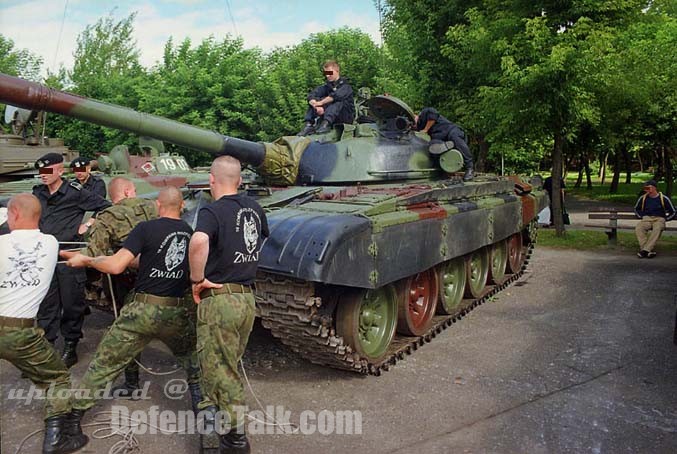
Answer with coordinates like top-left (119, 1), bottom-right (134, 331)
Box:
top-left (315, 120), bottom-right (331, 134)
top-left (219, 426), bottom-right (251, 454)
top-left (42, 415), bottom-right (88, 454)
top-left (61, 341), bottom-right (78, 368)
top-left (111, 367), bottom-right (140, 399)
top-left (63, 409), bottom-right (87, 437)
top-left (298, 122), bottom-right (315, 136)
top-left (463, 167), bottom-right (474, 181)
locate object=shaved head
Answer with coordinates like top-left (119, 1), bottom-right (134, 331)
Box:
top-left (211, 156), bottom-right (241, 185)
top-left (157, 186), bottom-right (183, 211)
top-left (7, 193), bottom-right (41, 230)
top-left (109, 177), bottom-right (136, 203)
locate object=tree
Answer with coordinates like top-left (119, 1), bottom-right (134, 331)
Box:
top-left (0, 34), bottom-right (42, 80)
top-left (47, 13), bottom-right (147, 155)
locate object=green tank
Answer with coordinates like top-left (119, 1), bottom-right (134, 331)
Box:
top-left (0, 73), bottom-right (547, 375)
top-left (0, 106), bottom-right (79, 183)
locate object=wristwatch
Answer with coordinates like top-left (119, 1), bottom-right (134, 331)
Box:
top-left (191, 278), bottom-right (205, 285)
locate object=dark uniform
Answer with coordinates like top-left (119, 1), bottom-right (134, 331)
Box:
top-left (32, 179), bottom-right (111, 346)
top-left (304, 77), bottom-right (355, 126)
top-left (80, 175), bottom-right (106, 199)
top-left (194, 193), bottom-right (268, 433)
top-left (71, 156), bottom-right (107, 199)
top-left (416, 107), bottom-right (474, 174)
top-left (73, 217), bottom-right (207, 412)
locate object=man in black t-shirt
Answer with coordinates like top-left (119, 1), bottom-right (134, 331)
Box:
top-left (415, 107), bottom-right (474, 181)
top-left (62, 187), bottom-right (209, 422)
top-left (189, 155), bottom-right (268, 452)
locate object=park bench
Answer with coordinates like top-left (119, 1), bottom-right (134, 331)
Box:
top-left (586, 207), bottom-right (677, 245)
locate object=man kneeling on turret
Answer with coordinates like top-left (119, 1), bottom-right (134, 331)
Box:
top-left (415, 107), bottom-right (474, 181)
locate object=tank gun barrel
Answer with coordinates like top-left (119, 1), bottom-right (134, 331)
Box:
top-left (0, 73), bottom-right (265, 167)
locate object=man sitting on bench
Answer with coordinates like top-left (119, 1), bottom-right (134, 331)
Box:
top-left (634, 179), bottom-right (675, 258)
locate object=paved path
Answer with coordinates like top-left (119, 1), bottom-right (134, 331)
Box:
top-left (2, 248), bottom-right (676, 453)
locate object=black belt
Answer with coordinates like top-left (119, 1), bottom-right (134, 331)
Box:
top-left (0, 316), bottom-right (36, 328)
top-left (134, 293), bottom-right (183, 307)
top-left (200, 283), bottom-right (252, 300)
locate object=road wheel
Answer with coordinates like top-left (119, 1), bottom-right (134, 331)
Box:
top-left (465, 248), bottom-right (489, 298)
top-left (489, 240), bottom-right (508, 284)
top-left (507, 233), bottom-right (524, 273)
top-left (397, 268), bottom-right (439, 336)
top-left (336, 285), bottom-right (398, 361)
top-left (437, 258), bottom-right (466, 315)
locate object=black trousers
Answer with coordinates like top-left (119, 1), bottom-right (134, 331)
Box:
top-left (304, 100), bottom-right (355, 126)
top-left (432, 127), bottom-right (473, 169)
top-left (37, 263), bottom-right (87, 342)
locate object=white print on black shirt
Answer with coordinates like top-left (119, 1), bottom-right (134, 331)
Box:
top-left (234, 208), bottom-right (262, 264)
top-left (149, 232), bottom-right (189, 279)
top-left (1, 242), bottom-right (47, 288)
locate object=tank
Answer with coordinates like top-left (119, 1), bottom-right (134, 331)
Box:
top-left (0, 106), bottom-right (79, 182)
top-left (0, 73), bottom-right (547, 375)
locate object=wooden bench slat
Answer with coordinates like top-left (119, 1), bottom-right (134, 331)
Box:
top-left (584, 223), bottom-right (677, 231)
top-left (588, 213), bottom-right (638, 220)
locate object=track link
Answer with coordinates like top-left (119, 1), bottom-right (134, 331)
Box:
top-left (256, 235), bottom-right (536, 376)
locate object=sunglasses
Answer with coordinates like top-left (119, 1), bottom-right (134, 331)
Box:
top-left (38, 168), bottom-right (54, 175)
top-left (323, 70), bottom-right (334, 75)
top-left (73, 166), bottom-right (87, 172)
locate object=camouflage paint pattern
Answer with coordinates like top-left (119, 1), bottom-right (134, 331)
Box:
top-left (0, 326), bottom-right (72, 418)
top-left (196, 292), bottom-right (256, 424)
top-left (72, 296), bottom-right (205, 411)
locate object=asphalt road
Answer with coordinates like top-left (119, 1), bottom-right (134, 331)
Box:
top-left (2, 247), bottom-right (676, 454)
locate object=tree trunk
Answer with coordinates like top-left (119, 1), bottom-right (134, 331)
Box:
top-left (585, 157), bottom-right (592, 189)
top-left (610, 148), bottom-right (621, 193)
top-left (623, 145), bottom-right (632, 184)
top-left (552, 132), bottom-right (565, 236)
top-left (637, 151), bottom-right (644, 172)
top-left (600, 152), bottom-right (608, 185)
top-left (575, 166), bottom-right (583, 188)
top-left (475, 135), bottom-right (489, 173)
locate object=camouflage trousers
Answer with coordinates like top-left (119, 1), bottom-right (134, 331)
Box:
top-left (73, 296), bottom-right (203, 411)
top-left (0, 325), bottom-right (72, 419)
top-left (196, 292), bottom-right (256, 425)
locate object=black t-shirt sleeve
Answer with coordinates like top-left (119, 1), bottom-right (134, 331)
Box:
top-left (195, 207), bottom-right (220, 240)
top-left (121, 223), bottom-right (146, 256)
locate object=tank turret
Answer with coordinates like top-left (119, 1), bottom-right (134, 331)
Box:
top-left (0, 73), bottom-right (464, 186)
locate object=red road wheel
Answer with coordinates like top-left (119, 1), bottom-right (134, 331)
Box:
top-left (397, 268), bottom-right (439, 336)
top-left (507, 233), bottom-right (524, 273)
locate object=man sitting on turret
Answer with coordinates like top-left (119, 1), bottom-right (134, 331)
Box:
top-left (415, 107), bottom-right (474, 181)
top-left (298, 60), bottom-right (355, 136)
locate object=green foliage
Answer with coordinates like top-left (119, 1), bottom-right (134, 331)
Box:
top-left (0, 35), bottom-right (42, 80)
top-left (262, 28), bottom-right (384, 138)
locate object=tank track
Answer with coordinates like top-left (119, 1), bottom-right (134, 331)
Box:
top-left (256, 235), bottom-right (536, 376)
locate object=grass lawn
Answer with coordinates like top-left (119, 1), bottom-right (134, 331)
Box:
top-left (563, 171), bottom-right (658, 205)
top-left (537, 228), bottom-right (677, 252)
